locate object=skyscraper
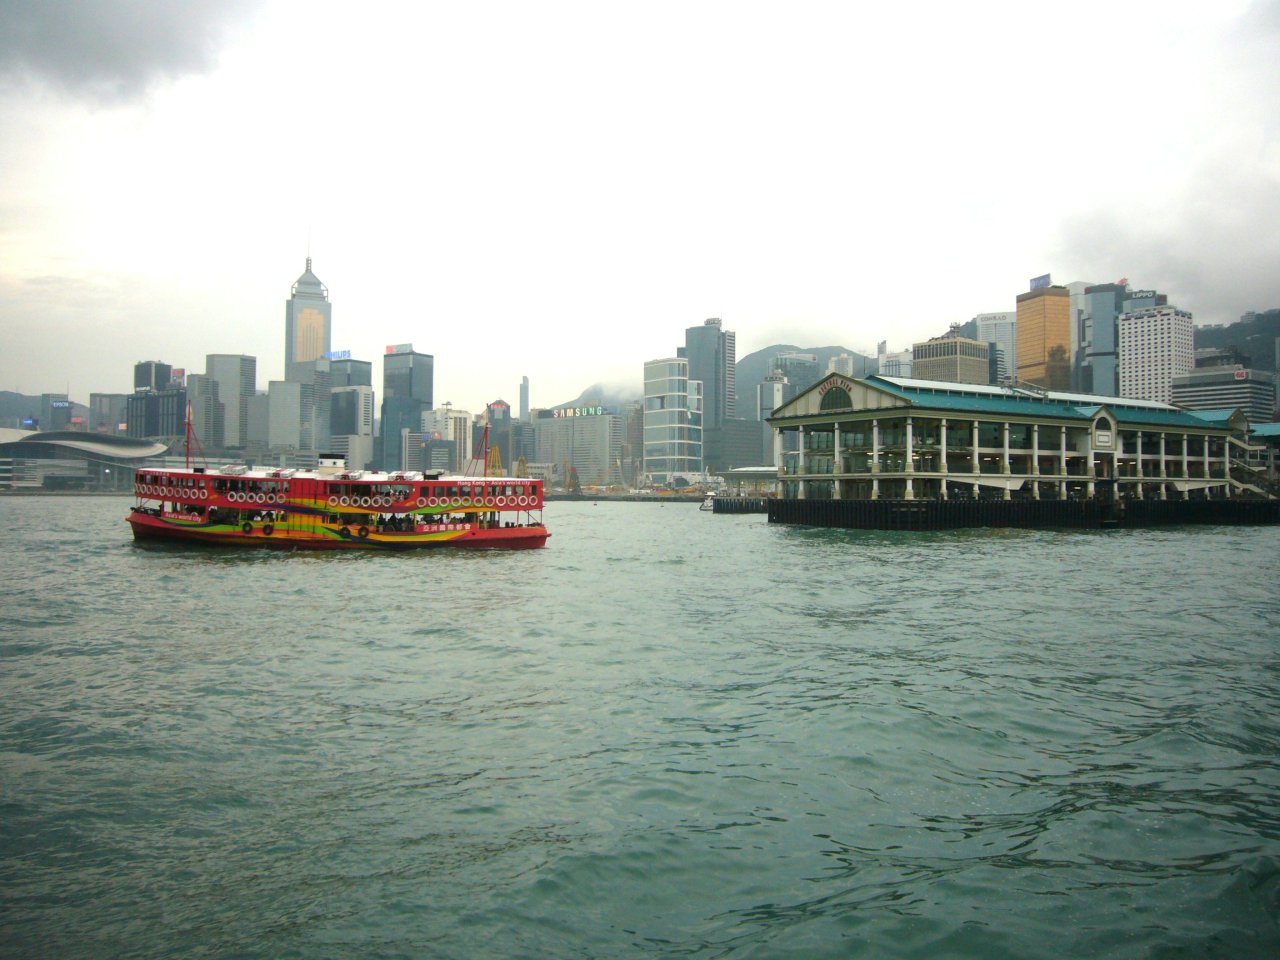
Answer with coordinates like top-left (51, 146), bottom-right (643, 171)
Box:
top-left (1075, 284), bottom-right (1128, 395)
top-left (285, 258), bottom-right (332, 383)
top-left (912, 331), bottom-right (990, 385)
top-left (378, 344), bottom-right (434, 471)
top-left (206, 354), bottom-right (256, 449)
top-left (185, 373), bottom-right (224, 448)
top-left (329, 358), bottom-right (373, 388)
top-left (1118, 304), bottom-right (1194, 403)
top-left (293, 359), bottom-right (332, 454)
top-left (1015, 283), bottom-right (1071, 389)
top-left (330, 385), bottom-right (375, 469)
top-left (642, 357), bottom-right (702, 485)
top-left (974, 312), bottom-right (1017, 383)
top-left (679, 318), bottom-right (735, 430)
top-left (134, 361), bottom-right (173, 393)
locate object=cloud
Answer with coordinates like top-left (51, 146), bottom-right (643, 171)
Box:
top-left (1052, 149), bottom-right (1280, 324)
top-left (0, 0), bottom-right (259, 99)
top-left (1051, 0), bottom-right (1280, 324)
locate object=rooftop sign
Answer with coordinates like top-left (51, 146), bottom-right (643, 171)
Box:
top-left (552, 405), bottom-right (604, 418)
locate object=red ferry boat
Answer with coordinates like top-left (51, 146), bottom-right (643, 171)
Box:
top-left (127, 456), bottom-right (550, 550)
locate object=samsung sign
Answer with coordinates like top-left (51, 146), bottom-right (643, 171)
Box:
top-left (553, 405), bottom-right (604, 418)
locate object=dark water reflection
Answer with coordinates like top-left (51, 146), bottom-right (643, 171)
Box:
top-left (1, 497), bottom-right (1278, 958)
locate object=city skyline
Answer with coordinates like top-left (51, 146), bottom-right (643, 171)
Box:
top-left (2, 2), bottom-right (1277, 414)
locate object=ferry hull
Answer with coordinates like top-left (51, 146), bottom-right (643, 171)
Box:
top-left (128, 512), bottom-right (550, 550)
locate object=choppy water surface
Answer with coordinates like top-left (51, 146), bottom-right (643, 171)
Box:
top-left (1, 496), bottom-right (1278, 959)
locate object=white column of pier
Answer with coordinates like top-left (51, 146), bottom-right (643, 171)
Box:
top-left (1001, 422), bottom-right (1012, 499)
top-left (904, 416), bottom-right (914, 500)
top-left (1060, 425), bottom-right (1068, 499)
top-left (1135, 432), bottom-right (1144, 499)
top-left (797, 426), bottom-right (807, 499)
top-left (939, 419), bottom-right (949, 500)
top-left (1086, 432), bottom-right (1096, 498)
top-left (971, 419), bottom-right (980, 498)
top-left (871, 419), bottom-right (880, 500)
top-left (1223, 439), bottom-right (1232, 497)
top-left (1159, 433), bottom-right (1168, 500)
top-left (833, 422), bottom-right (843, 500)
top-left (1031, 424), bottom-right (1041, 499)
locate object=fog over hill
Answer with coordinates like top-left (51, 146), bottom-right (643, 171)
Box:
top-left (562, 344), bottom-right (877, 415)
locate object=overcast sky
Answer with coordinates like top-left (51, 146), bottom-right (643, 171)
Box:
top-left (2, 0), bottom-right (1277, 412)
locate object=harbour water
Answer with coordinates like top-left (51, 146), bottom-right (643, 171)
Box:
top-left (2, 496), bottom-right (1278, 959)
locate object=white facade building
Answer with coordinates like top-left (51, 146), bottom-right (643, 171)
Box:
top-left (879, 349), bottom-right (913, 378)
top-left (422, 406), bottom-right (473, 470)
top-left (534, 409), bottom-right (623, 488)
top-left (643, 357), bottom-right (703, 485)
top-left (974, 311), bottom-right (1017, 383)
top-left (1118, 305), bottom-right (1194, 403)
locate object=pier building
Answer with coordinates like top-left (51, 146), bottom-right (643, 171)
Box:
top-left (767, 374), bottom-right (1255, 502)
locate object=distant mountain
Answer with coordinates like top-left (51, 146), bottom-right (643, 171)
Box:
top-left (0, 391), bottom-right (88, 428)
top-left (735, 344), bottom-right (875, 413)
top-left (559, 346), bottom-right (878, 416)
top-left (0, 391), bottom-right (39, 422)
top-left (1194, 310), bottom-right (1280, 369)
top-left (559, 382), bottom-right (644, 412)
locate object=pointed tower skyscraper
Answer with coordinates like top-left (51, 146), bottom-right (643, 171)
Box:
top-left (285, 257), bottom-right (332, 382)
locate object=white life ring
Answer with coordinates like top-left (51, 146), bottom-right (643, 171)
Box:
top-left (360, 496), bottom-right (371, 508)
top-left (199, 489), bottom-right (208, 500)
top-left (518, 495), bottom-right (529, 506)
top-left (416, 497), bottom-right (427, 508)
top-left (328, 496), bottom-right (339, 507)
top-left (496, 496), bottom-right (507, 506)
top-left (426, 497), bottom-right (437, 507)
top-left (339, 496), bottom-right (350, 507)
top-left (451, 497), bottom-right (462, 507)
